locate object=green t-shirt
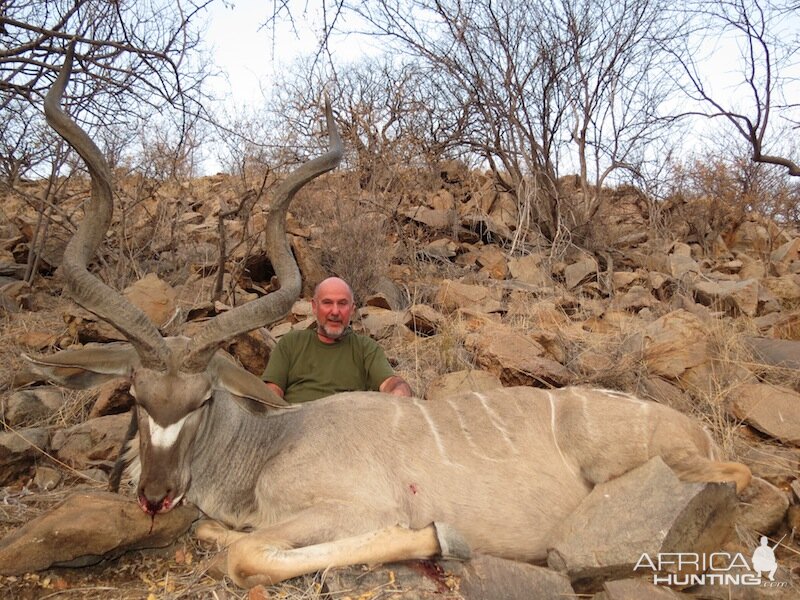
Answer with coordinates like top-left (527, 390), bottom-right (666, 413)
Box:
top-left (262, 328), bottom-right (395, 404)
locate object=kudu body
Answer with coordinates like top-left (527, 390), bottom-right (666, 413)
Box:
top-left (27, 46), bottom-right (751, 588)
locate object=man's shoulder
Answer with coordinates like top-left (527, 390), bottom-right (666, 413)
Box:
top-left (276, 328), bottom-right (316, 347)
top-left (346, 331), bottom-right (385, 354)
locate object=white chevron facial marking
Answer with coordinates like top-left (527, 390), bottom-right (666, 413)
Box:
top-left (148, 414), bottom-right (189, 449)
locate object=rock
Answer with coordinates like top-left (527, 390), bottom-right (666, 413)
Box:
top-left (736, 477), bottom-right (789, 535)
top-left (679, 360), bottom-right (758, 401)
top-left (322, 555), bottom-right (574, 600)
top-left (729, 219), bottom-right (773, 254)
top-left (17, 330), bottom-right (59, 351)
top-left (459, 212), bottom-right (514, 244)
top-left (612, 285), bottom-right (657, 312)
top-left (368, 277), bottom-right (407, 311)
top-left (290, 299), bottom-right (314, 320)
top-left (612, 271), bottom-right (643, 290)
top-left (65, 309), bottom-right (126, 343)
top-left (727, 384), bottom-right (800, 446)
top-left (632, 310), bottom-right (709, 379)
top-left (439, 160), bottom-right (468, 183)
top-left (423, 238), bottom-right (459, 259)
top-left (33, 466), bottom-right (62, 491)
top-left (636, 376), bottom-right (694, 414)
top-left (0, 427), bottom-right (50, 486)
top-left (425, 370), bottom-right (503, 401)
top-left (761, 275), bottom-right (800, 305)
top-left (565, 257), bottom-right (598, 289)
top-left (3, 388), bottom-right (67, 426)
top-left (475, 245), bottom-right (509, 279)
top-left (745, 336), bottom-right (800, 370)
top-left (692, 278), bottom-right (759, 316)
top-left (547, 457), bottom-right (738, 593)
top-left (429, 188), bottom-right (456, 210)
top-left (506, 296), bottom-right (569, 327)
top-left (435, 280), bottom-right (504, 314)
top-left (771, 238), bottom-right (800, 267)
top-left (89, 379), bottom-right (134, 418)
top-left (738, 444), bottom-right (800, 485)
top-left (51, 414), bottom-right (131, 469)
top-left (122, 273), bottom-right (177, 328)
top-left (668, 253), bottom-right (700, 278)
top-left (405, 304), bottom-right (446, 336)
top-left (402, 206), bottom-right (455, 230)
top-left (465, 324), bottom-right (571, 386)
top-left (508, 254), bottom-right (552, 287)
top-left (225, 330), bottom-right (271, 376)
top-left (0, 491), bottom-right (197, 575)
top-left (452, 555), bottom-right (574, 600)
top-left (601, 577), bottom-right (682, 599)
top-left (357, 306), bottom-right (406, 340)
top-left (488, 193), bottom-right (518, 231)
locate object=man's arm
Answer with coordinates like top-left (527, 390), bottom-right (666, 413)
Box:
top-left (379, 375), bottom-right (413, 397)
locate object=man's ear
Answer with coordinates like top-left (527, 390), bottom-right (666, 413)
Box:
top-left (22, 343), bottom-right (138, 389)
top-left (209, 354), bottom-right (290, 412)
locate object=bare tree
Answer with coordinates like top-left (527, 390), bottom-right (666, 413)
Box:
top-left (1, 0), bottom-right (213, 285)
top-left (1, 0), bottom-right (212, 196)
top-left (1, 0), bottom-right (210, 120)
top-left (342, 0), bottom-right (678, 248)
top-left (674, 0), bottom-right (800, 177)
top-left (0, 98), bottom-right (51, 184)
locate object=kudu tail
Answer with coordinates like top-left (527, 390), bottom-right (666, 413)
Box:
top-left (667, 456), bottom-right (752, 494)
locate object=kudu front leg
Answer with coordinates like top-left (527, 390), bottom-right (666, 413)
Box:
top-left (226, 522), bottom-right (467, 588)
top-left (196, 505), bottom-right (469, 588)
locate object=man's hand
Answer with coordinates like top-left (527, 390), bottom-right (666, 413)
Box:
top-left (265, 382), bottom-right (285, 399)
top-left (380, 375), bottom-right (413, 398)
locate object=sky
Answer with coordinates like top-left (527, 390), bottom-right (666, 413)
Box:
top-left (197, 1), bottom-right (799, 177)
top-left (202, 0), bottom-right (374, 109)
top-left (203, 0), bottom-right (313, 107)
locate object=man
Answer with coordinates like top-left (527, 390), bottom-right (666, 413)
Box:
top-left (262, 276), bottom-right (413, 403)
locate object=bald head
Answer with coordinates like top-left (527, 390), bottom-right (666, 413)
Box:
top-left (312, 277), bottom-right (355, 343)
top-left (313, 277), bottom-right (354, 303)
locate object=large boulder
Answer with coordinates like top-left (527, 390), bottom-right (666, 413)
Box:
top-left (51, 414), bottom-right (131, 469)
top-left (121, 272), bottom-right (177, 328)
top-left (726, 383), bottom-right (800, 446)
top-left (465, 323), bottom-right (571, 386)
top-left (435, 280), bottom-right (504, 314)
top-left (425, 370), bottom-right (503, 401)
top-left (628, 310), bottom-right (710, 379)
top-left (0, 492), bottom-right (197, 574)
top-left (547, 457), bottom-right (738, 592)
top-left (0, 427), bottom-right (50, 486)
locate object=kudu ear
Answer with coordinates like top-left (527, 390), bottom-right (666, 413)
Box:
top-left (209, 354), bottom-right (290, 413)
top-left (22, 343), bottom-right (138, 389)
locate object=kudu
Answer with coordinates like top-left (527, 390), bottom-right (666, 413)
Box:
top-left (26, 46), bottom-right (752, 588)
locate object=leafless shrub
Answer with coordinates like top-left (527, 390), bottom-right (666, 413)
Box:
top-left (319, 205), bottom-right (392, 305)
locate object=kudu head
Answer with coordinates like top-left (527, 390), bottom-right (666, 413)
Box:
top-left (26, 43), bottom-right (343, 515)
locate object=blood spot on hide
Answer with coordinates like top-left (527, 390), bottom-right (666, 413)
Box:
top-left (409, 483), bottom-right (419, 495)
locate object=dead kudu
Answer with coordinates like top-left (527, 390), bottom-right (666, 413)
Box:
top-left (24, 46), bottom-right (751, 588)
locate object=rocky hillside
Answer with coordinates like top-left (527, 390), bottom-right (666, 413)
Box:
top-left (0, 165), bottom-right (798, 598)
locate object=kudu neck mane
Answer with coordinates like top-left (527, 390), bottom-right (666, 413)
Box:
top-left (186, 392), bottom-right (299, 527)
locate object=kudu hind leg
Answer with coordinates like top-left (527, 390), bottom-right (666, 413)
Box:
top-left (226, 522), bottom-right (468, 588)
